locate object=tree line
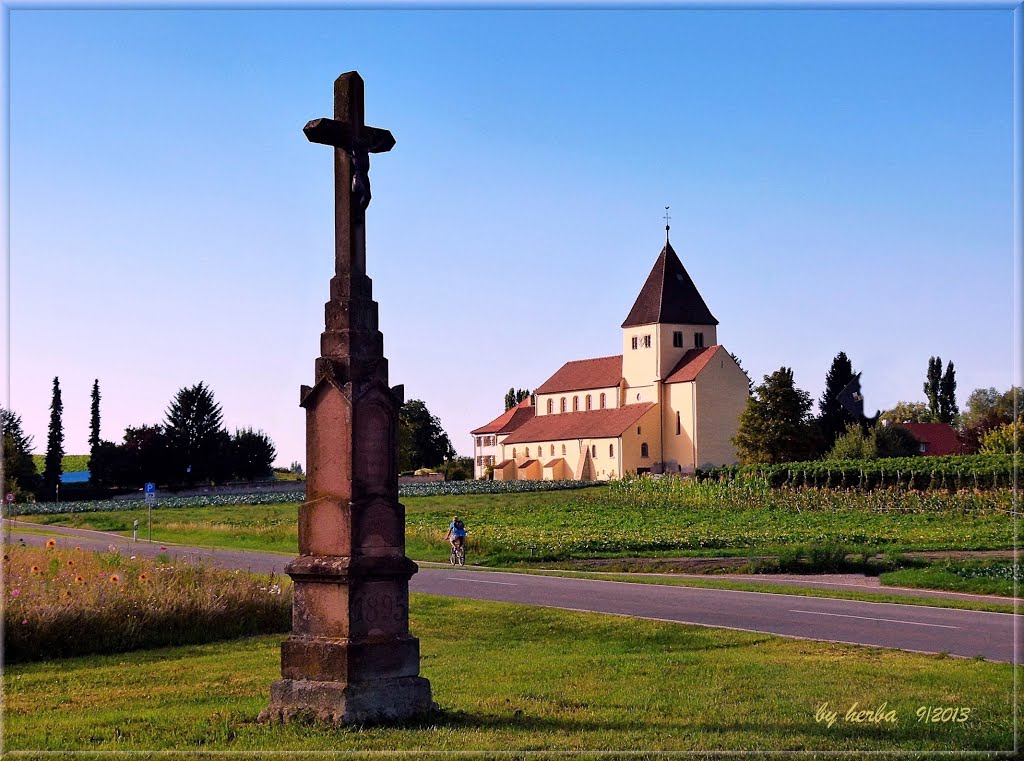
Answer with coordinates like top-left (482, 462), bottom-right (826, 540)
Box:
top-left (733, 352), bottom-right (1019, 464)
top-left (2, 379), bottom-right (276, 499)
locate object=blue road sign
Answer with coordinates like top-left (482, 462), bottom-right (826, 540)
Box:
top-left (145, 482), bottom-right (156, 494)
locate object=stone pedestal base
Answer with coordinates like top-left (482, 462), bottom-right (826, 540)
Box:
top-left (259, 675), bottom-right (435, 726)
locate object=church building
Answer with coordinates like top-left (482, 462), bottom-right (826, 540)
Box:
top-left (471, 235), bottom-right (750, 480)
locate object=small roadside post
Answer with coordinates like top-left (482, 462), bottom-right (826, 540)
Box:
top-left (133, 519), bottom-right (139, 542)
top-left (4, 492), bottom-right (14, 544)
top-left (144, 483), bottom-right (156, 543)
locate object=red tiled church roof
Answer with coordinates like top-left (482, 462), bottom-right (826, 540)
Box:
top-left (535, 355), bottom-right (623, 394)
top-left (471, 397), bottom-right (535, 435)
top-left (896, 423), bottom-right (963, 456)
top-left (664, 346), bottom-right (723, 384)
top-left (621, 241), bottom-right (718, 328)
top-left (502, 403), bottom-right (656, 444)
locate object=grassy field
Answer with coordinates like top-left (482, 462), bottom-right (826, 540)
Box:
top-left (2, 594), bottom-right (1016, 754)
top-left (30, 453), bottom-right (90, 472)
top-left (18, 485), bottom-right (1014, 566)
top-left (881, 560), bottom-right (1020, 597)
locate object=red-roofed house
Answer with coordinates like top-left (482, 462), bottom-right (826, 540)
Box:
top-left (470, 236), bottom-right (750, 480)
top-left (895, 423), bottom-right (964, 456)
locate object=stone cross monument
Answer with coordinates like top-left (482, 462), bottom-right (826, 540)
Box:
top-left (260, 71), bottom-right (434, 725)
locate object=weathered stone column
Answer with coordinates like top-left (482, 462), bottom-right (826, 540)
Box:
top-left (259, 71), bottom-right (433, 726)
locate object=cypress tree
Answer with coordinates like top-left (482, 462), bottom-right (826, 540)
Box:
top-left (89, 379), bottom-right (101, 451)
top-left (924, 356), bottom-right (943, 420)
top-left (42, 376), bottom-right (64, 496)
top-left (939, 360), bottom-right (959, 424)
top-left (818, 351), bottom-right (859, 448)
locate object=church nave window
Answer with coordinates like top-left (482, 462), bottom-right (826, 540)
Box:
top-left (560, 397), bottom-right (567, 413)
top-left (609, 444), bottom-right (614, 457)
top-left (676, 412), bottom-right (681, 435)
top-left (547, 398), bottom-right (554, 414)
top-left (585, 394), bottom-right (592, 411)
top-left (641, 443), bottom-right (649, 458)
top-left (561, 444), bottom-right (567, 456)
top-left (525, 447), bottom-right (530, 457)
top-left (550, 444), bottom-right (555, 456)
top-left (592, 444), bottom-right (597, 457)
top-left (599, 392), bottom-right (607, 409)
top-left (573, 396), bottom-right (580, 412)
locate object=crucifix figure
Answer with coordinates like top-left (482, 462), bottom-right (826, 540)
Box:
top-left (260, 71), bottom-right (433, 727)
top-left (303, 100), bottom-right (395, 217)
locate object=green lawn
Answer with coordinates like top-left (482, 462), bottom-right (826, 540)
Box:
top-left (2, 594), bottom-right (1016, 754)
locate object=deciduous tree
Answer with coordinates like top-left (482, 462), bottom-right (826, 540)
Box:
top-left (230, 428), bottom-right (276, 481)
top-left (400, 399), bottom-right (455, 471)
top-left (878, 401), bottom-right (934, 426)
top-left (504, 388), bottom-right (531, 411)
top-left (732, 367), bottom-right (819, 464)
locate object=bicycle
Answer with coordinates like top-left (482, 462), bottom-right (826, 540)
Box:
top-left (449, 538), bottom-right (466, 566)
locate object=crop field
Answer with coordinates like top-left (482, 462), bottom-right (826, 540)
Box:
top-left (16, 481), bottom-right (1014, 565)
top-left (29, 453), bottom-right (90, 473)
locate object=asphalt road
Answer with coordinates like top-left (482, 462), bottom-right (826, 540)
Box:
top-left (6, 522), bottom-right (1020, 663)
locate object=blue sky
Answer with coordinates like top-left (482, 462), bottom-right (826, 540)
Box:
top-left (5, 6), bottom-right (1017, 465)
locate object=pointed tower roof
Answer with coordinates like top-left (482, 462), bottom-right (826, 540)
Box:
top-left (621, 241), bottom-right (718, 328)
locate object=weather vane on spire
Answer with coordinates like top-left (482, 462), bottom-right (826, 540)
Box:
top-left (664, 206), bottom-right (671, 242)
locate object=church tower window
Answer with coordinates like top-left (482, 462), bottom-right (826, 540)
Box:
top-left (631, 336), bottom-right (638, 350)
top-left (676, 412), bottom-right (681, 435)
top-left (694, 332), bottom-right (705, 348)
top-left (642, 335), bottom-right (651, 348)
top-left (641, 443), bottom-right (649, 458)
top-left (673, 331), bottom-right (683, 348)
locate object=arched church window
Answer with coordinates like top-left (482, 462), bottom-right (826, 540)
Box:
top-left (525, 447), bottom-right (530, 458)
top-left (512, 448), bottom-right (517, 459)
top-left (586, 394), bottom-right (592, 411)
top-left (592, 444), bottom-right (597, 457)
top-left (547, 398), bottom-right (554, 414)
top-left (600, 393), bottom-right (606, 409)
top-left (676, 412), bottom-right (681, 435)
top-left (609, 444), bottom-right (614, 457)
top-left (550, 445), bottom-right (554, 456)
top-left (641, 443), bottom-right (649, 458)
top-left (560, 397), bottom-right (567, 413)
top-left (561, 444), bottom-right (566, 456)
top-left (573, 396), bottom-right (579, 412)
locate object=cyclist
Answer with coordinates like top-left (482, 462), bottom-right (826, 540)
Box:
top-left (446, 515), bottom-right (467, 557)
